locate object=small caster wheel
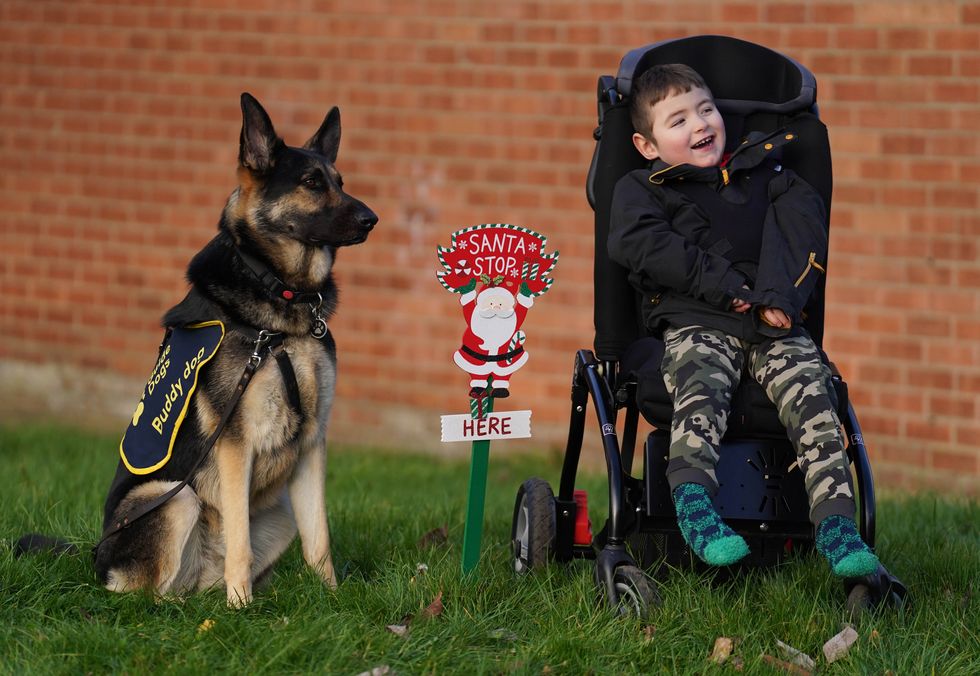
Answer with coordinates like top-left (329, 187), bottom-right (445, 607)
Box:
top-left (846, 583), bottom-right (873, 622)
top-left (612, 565), bottom-right (660, 619)
top-left (511, 478), bottom-right (556, 574)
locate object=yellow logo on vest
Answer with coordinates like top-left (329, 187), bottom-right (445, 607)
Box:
top-left (120, 321), bottom-right (225, 475)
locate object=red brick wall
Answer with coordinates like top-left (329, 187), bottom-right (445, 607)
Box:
top-left (1, 1), bottom-right (977, 494)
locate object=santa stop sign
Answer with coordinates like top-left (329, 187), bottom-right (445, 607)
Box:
top-left (436, 223), bottom-right (558, 574)
top-left (437, 223), bottom-right (558, 403)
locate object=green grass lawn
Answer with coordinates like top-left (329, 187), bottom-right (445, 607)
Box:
top-left (1, 423), bottom-right (978, 674)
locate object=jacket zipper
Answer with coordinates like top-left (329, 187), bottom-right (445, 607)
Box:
top-left (794, 252), bottom-right (826, 287)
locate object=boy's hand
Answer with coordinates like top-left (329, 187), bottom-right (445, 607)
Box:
top-left (759, 307), bottom-right (792, 329)
top-left (731, 285), bottom-right (751, 314)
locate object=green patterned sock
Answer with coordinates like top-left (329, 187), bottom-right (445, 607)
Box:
top-left (673, 483), bottom-right (749, 566)
top-left (816, 515), bottom-right (879, 577)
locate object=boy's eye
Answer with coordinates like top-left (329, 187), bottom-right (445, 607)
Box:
top-left (670, 118), bottom-right (684, 128)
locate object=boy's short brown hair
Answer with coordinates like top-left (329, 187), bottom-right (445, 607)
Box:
top-left (630, 64), bottom-right (712, 139)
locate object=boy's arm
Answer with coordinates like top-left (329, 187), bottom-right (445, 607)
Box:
top-left (753, 170), bottom-right (829, 322)
top-left (608, 176), bottom-right (747, 309)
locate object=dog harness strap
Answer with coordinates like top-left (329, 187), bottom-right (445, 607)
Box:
top-left (272, 344), bottom-right (303, 417)
top-left (461, 344), bottom-right (525, 363)
top-left (93, 333), bottom-right (282, 556)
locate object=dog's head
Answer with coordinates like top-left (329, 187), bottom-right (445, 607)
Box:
top-left (230, 93), bottom-right (377, 249)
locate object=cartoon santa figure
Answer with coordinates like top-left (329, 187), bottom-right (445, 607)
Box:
top-left (453, 276), bottom-right (533, 398)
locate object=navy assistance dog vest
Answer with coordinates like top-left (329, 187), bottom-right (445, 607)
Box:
top-left (119, 321), bottom-right (224, 474)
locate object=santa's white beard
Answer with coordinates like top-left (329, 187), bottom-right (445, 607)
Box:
top-left (471, 311), bottom-right (517, 352)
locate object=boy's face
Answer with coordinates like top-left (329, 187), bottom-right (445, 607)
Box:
top-left (632, 86), bottom-right (726, 167)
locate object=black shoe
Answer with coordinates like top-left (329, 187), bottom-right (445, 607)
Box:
top-left (491, 388), bottom-right (510, 398)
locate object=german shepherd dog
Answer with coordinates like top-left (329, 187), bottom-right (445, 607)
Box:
top-left (89, 94), bottom-right (376, 606)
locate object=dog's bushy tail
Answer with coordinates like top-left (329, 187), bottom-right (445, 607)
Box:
top-left (14, 533), bottom-right (78, 557)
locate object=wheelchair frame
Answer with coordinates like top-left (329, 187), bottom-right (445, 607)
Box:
top-left (511, 35), bottom-right (908, 617)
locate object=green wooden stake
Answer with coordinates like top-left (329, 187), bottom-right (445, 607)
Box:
top-left (461, 394), bottom-right (493, 576)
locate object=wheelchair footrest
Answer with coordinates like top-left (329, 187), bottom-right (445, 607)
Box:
top-left (641, 433), bottom-right (814, 568)
top-left (644, 433), bottom-right (811, 525)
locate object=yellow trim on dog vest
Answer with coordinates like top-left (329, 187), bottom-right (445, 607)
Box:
top-left (119, 321), bottom-right (225, 475)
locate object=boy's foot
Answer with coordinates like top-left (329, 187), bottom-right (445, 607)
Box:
top-left (816, 515), bottom-right (880, 577)
top-left (673, 483), bottom-right (749, 566)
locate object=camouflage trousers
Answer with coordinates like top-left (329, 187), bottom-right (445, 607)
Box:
top-left (661, 325), bottom-right (855, 525)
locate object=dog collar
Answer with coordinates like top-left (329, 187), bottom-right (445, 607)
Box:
top-left (217, 233), bottom-right (330, 339)
top-left (218, 232), bottom-right (325, 305)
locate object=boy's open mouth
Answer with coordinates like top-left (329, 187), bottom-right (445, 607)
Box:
top-left (691, 135), bottom-right (714, 150)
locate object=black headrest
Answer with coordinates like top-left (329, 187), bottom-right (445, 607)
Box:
top-left (616, 35), bottom-right (816, 115)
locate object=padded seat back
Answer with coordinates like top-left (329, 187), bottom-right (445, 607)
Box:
top-left (587, 35), bottom-right (833, 361)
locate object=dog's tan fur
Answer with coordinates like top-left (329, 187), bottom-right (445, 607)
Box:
top-left (93, 93), bottom-right (376, 607)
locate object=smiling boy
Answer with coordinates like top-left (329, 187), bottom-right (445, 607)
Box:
top-left (608, 64), bottom-right (878, 577)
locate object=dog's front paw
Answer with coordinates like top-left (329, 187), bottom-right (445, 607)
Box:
top-left (226, 583), bottom-right (253, 608)
top-left (315, 559), bottom-right (338, 590)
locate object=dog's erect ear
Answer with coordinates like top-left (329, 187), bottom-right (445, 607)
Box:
top-left (303, 106), bottom-right (341, 164)
top-left (239, 93), bottom-right (282, 173)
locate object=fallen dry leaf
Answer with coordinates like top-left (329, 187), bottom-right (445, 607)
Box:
top-left (355, 666), bottom-right (393, 676)
top-left (641, 625), bottom-right (657, 643)
top-left (730, 655), bottom-right (745, 671)
top-left (417, 524), bottom-right (449, 548)
top-left (385, 623), bottom-right (410, 638)
top-left (196, 619), bottom-right (215, 634)
top-left (420, 590), bottom-right (444, 619)
top-left (386, 612), bottom-right (414, 639)
top-left (822, 625), bottom-right (859, 663)
top-left (870, 629), bottom-right (881, 642)
top-left (761, 654), bottom-right (812, 676)
top-left (775, 639), bottom-right (816, 671)
top-left (709, 636), bottom-right (733, 664)
top-left (489, 628), bottom-right (518, 642)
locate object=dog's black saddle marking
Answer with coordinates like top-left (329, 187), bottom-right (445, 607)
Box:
top-left (120, 322), bottom-right (225, 475)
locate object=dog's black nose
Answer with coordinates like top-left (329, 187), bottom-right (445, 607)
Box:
top-left (358, 208), bottom-right (378, 231)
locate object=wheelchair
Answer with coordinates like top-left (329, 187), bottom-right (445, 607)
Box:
top-left (510, 35), bottom-right (908, 618)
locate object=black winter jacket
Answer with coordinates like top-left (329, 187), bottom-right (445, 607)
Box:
top-left (608, 129), bottom-right (828, 343)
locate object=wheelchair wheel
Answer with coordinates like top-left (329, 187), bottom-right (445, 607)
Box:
top-left (846, 580), bottom-right (908, 621)
top-left (612, 565), bottom-right (660, 619)
top-left (845, 583), bottom-right (873, 622)
top-left (511, 478), bottom-right (556, 574)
